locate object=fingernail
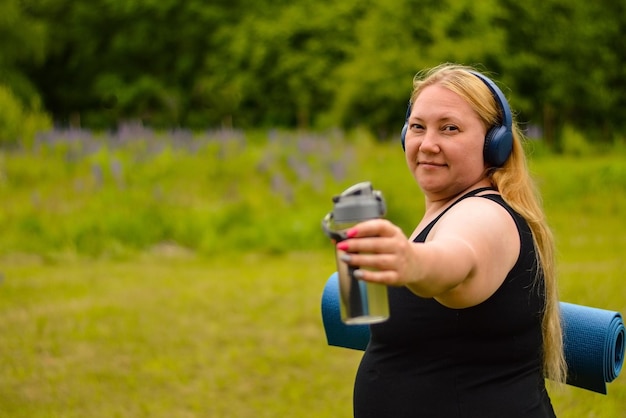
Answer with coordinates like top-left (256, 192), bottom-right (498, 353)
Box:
top-left (347, 228), bottom-right (358, 238)
top-left (337, 242), bottom-right (349, 251)
top-left (353, 269), bottom-right (364, 279)
top-left (340, 253), bottom-right (351, 263)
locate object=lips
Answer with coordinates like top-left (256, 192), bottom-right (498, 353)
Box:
top-left (418, 161), bottom-right (447, 167)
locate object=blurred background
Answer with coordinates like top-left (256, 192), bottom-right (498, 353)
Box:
top-left (2, 0), bottom-right (625, 145)
top-left (1, 0), bottom-right (625, 417)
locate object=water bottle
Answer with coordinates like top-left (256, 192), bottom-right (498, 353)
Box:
top-left (322, 181), bottom-right (390, 325)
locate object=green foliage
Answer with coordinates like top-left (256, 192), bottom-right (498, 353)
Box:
top-left (498, 0), bottom-right (626, 146)
top-left (0, 129), bottom-right (358, 257)
top-left (21, 0), bottom-right (246, 128)
top-left (2, 128), bottom-right (626, 260)
top-left (4, 0), bottom-right (622, 143)
top-left (0, 84), bottom-right (51, 148)
top-left (0, 0), bottom-right (47, 101)
top-left (560, 125), bottom-right (592, 156)
top-left (216, 0), bottom-right (368, 129)
top-left (328, 0), bottom-right (506, 137)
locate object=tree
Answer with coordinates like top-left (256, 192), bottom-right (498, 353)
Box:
top-left (498, 0), bottom-right (626, 146)
top-left (0, 0), bottom-right (50, 145)
top-left (201, 0), bottom-right (366, 129)
top-left (327, 0), bottom-right (505, 138)
top-left (0, 0), bottom-right (47, 103)
top-left (23, 0), bottom-right (254, 129)
top-left (11, 0), bottom-right (625, 139)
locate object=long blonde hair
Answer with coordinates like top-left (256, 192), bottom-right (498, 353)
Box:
top-left (411, 63), bottom-right (566, 384)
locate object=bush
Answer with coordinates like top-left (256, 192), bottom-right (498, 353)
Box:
top-left (0, 84), bottom-right (52, 149)
top-left (560, 124), bottom-right (592, 156)
top-left (1, 127), bottom-right (625, 259)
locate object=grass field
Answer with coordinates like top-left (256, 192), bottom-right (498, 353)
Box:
top-left (1, 251), bottom-right (362, 417)
top-left (1, 134), bottom-right (625, 416)
top-left (1, 242), bottom-right (625, 417)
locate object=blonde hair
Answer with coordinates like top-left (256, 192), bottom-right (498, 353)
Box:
top-left (411, 63), bottom-right (566, 384)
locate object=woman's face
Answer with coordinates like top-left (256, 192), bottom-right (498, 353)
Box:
top-left (404, 84), bottom-right (488, 201)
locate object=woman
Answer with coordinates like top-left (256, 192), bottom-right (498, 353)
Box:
top-left (336, 64), bottom-right (566, 417)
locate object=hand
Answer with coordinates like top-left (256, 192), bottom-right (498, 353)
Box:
top-left (336, 219), bottom-right (417, 286)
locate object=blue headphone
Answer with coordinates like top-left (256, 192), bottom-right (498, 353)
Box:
top-left (400, 71), bottom-right (513, 168)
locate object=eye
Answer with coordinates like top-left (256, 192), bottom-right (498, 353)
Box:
top-left (442, 125), bottom-right (459, 133)
top-left (409, 123), bottom-right (424, 132)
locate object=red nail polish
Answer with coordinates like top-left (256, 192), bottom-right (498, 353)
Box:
top-left (337, 242), bottom-right (349, 251)
top-left (347, 228), bottom-right (358, 238)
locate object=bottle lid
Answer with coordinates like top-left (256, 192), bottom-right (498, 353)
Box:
top-left (331, 181), bottom-right (386, 222)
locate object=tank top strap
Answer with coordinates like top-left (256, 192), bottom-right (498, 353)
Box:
top-left (414, 187), bottom-right (496, 242)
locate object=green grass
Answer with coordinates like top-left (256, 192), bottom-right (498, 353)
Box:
top-left (1, 134), bottom-right (625, 416)
top-left (0, 251), bottom-right (362, 417)
top-left (1, 242), bottom-right (625, 417)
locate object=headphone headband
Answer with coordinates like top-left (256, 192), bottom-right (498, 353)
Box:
top-left (468, 71), bottom-right (513, 132)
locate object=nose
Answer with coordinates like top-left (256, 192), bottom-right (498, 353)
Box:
top-left (418, 129), bottom-right (440, 154)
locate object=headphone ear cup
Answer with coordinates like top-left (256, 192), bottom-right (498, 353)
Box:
top-left (400, 101), bottom-right (412, 151)
top-left (401, 122), bottom-right (408, 151)
top-left (483, 125), bottom-right (513, 167)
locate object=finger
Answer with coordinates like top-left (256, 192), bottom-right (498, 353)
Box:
top-left (353, 268), bottom-right (401, 285)
top-left (337, 236), bottom-right (397, 255)
top-left (343, 252), bottom-right (397, 271)
top-left (346, 219), bottom-right (389, 238)
top-left (346, 219), bottom-right (397, 238)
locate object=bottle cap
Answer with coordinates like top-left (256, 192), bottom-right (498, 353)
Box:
top-left (332, 181), bottom-right (386, 222)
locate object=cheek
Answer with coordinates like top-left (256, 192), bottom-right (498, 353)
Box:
top-left (404, 135), bottom-right (421, 154)
top-left (473, 139), bottom-right (487, 165)
top-left (463, 145), bottom-right (487, 171)
top-left (404, 141), bottom-right (419, 166)
top-left (458, 134), bottom-right (486, 164)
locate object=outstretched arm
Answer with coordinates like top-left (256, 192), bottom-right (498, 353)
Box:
top-left (335, 197), bottom-right (520, 308)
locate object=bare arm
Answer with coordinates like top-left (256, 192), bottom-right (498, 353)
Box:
top-left (337, 197), bottom-right (520, 308)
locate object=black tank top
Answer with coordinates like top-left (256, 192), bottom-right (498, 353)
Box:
top-left (353, 188), bottom-right (556, 418)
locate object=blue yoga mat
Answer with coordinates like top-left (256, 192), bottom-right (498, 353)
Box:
top-left (321, 273), bottom-right (625, 394)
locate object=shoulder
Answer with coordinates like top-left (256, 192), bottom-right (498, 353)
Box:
top-left (428, 194), bottom-right (519, 242)
top-left (432, 195), bottom-right (523, 308)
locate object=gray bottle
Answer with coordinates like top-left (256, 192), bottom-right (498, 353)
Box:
top-left (322, 182), bottom-right (390, 324)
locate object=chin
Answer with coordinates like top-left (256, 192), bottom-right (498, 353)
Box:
top-left (416, 181), bottom-right (440, 194)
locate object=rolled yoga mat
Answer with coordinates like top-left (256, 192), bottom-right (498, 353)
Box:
top-left (321, 273), bottom-right (625, 394)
